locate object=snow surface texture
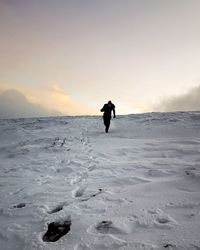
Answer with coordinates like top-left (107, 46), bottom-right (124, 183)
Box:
top-left (0, 112), bottom-right (200, 250)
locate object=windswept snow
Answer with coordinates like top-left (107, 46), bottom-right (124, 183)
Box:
top-left (0, 112), bottom-right (200, 250)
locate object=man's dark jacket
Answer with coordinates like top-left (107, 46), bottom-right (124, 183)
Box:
top-left (100, 103), bottom-right (115, 119)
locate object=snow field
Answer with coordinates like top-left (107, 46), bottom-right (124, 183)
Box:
top-left (0, 112), bottom-right (200, 249)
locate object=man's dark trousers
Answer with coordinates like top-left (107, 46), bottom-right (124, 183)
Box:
top-left (103, 116), bottom-right (111, 133)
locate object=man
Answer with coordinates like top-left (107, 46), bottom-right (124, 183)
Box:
top-left (100, 100), bottom-right (116, 133)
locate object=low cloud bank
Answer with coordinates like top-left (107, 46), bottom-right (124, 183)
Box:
top-left (154, 85), bottom-right (200, 112)
top-left (0, 89), bottom-right (61, 119)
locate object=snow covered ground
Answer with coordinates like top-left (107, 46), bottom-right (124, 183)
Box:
top-left (0, 112), bottom-right (200, 250)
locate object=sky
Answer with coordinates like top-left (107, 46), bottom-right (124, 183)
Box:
top-left (1, 0), bottom-right (200, 117)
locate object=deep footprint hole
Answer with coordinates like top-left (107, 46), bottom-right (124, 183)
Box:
top-left (42, 219), bottom-right (71, 242)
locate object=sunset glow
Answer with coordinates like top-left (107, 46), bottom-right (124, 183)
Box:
top-left (1, 0), bottom-right (200, 117)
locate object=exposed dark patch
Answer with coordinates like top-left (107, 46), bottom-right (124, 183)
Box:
top-left (13, 203), bottom-right (26, 208)
top-left (42, 219), bottom-right (71, 242)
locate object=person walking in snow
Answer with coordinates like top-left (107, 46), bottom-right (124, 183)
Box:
top-left (100, 100), bottom-right (116, 133)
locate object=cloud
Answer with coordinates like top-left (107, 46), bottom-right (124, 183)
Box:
top-left (0, 83), bottom-right (96, 118)
top-left (45, 84), bottom-right (96, 115)
top-left (0, 89), bottom-right (61, 119)
top-left (51, 85), bottom-right (68, 95)
top-left (154, 85), bottom-right (200, 112)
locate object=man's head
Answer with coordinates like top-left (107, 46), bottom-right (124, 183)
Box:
top-left (108, 100), bottom-right (112, 106)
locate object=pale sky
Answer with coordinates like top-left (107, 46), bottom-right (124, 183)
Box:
top-left (0, 0), bottom-right (200, 116)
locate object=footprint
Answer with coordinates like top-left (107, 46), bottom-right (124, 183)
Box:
top-left (95, 221), bottom-right (124, 234)
top-left (72, 186), bottom-right (86, 198)
top-left (163, 243), bottom-right (175, 248)
top-left (154, 213), bottom-right (177, 228)
top-left (156, 217), bottom-right (170, 224)
top-left (13, 203), bottom-right (26, 208)
top-left (80, 189), bottom-right (103, 202)
top-left (135, 209), bottom-right (177, 230)
top-left (47, 203), bottom-right (65, 214)
top-left (42, 216), bottom-right (71, 242)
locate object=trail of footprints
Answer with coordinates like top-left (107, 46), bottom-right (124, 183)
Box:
top-left (132, 208), bottom-right (178, 230)
top-left (42, 132), bottom-right (105, 242)
top-left (44, 134), bottom-right (180, 246)
top-left (11, 134), bottom-right (182, 248)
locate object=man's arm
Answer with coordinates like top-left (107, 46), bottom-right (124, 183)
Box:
top-left (100, 105), bottom-right (106, 112)
top-left (113, 106), bottom-right (116, 118)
